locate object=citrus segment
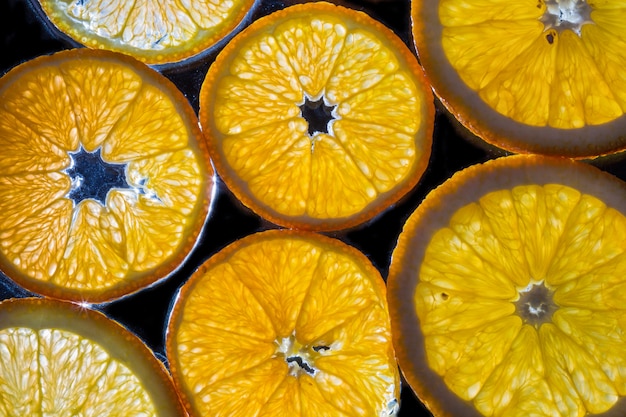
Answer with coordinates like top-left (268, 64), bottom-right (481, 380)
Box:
top-left (413, 0), bottom-right (626, 157)
top-left (58, 59), bottom-right (142, 152)
top-left (167, 229), bottom-right (400, 416)
top-left (0, 49), bottom-right (213, 302)
top-left (388, 155), bottom-right (626, 416)
top-left (1, 199), bottom-right (72, 282)
top-left (0, 112), bottom-right (70, 175)
top-left (102, 83), bottom-right (189, 161)
top-left (53, 199), bottom-right (128, 291)
top-left (0, 298), bottom-right (185, 415)
top-left (36, 0), bottom-right (256, 65)
top-left (200, 2), bottom-right (434, 230)
top-left (0, 66), bottom-right (78, 151)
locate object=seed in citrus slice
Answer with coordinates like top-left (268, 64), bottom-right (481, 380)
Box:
top-left (166, 229), bottom-right (400, 416)
top-left (0, 48), bottom-right (213, 303)
top-left (199, 2), bottom-right (434, 231)
top-left (388, 155), bottom-right (626, 416)
top-left (412, 0), bottom-right (626, 158)
top-left (33, 0), bottom-right (256, 65)
top-left (0, 297), bottom-right (186, 415)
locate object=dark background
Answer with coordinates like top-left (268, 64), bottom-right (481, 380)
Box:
top-left (2, 0), bottom-right (595, 415)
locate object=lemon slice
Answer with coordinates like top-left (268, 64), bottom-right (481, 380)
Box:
top-left (34, 0), bottom-right (257, 65)
top-left (166, 229), bottom-right (400, 416)
top-left (0, 297), bottom-right (185, 415)
top-left (200, 1), bottom-right (434, 231)
top-left (388, 155), bottom-right (626, 416)
top-left (0, 49), bottom-right (213, 303)
top-left (413, 0), bottom-right (626, 157)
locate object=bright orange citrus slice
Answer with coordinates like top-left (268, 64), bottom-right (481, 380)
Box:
top-left (199, 2), bottom-right (434, 231)
top-left (388, 155), bottom-right (626, 416)
top-left (35, 0), bottom-right (256, 65)
top-left (0, 48), bottom-right (213, 303)
top-left (166, 229), bottom-right (400, 416)
top-left (412, 0), bottom-right (626, 158)
top-left (0, 297), bottom-right (186, 415)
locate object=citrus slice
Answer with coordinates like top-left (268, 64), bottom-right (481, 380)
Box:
top-left (412, 0), bottom-right (626, 158)
top-left (0, 297), bottom-right (186, 415)
top-left (166, 229), bottom-right (400, 416)
top-left (199, 2), bottom-right (434, 231)
top-left (0, 48), bottom-right (213, 303)
top-left (387, 155), bottom-right (626, 416)
top-left (34, 0), bottom-right (256, 65)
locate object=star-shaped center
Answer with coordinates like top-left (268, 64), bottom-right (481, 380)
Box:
top-left (299, 96), bottom-right (336, 136)
top-left (64, 147), bottom-right (131, 205)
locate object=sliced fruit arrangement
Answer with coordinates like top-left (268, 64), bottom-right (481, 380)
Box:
top-left (412, 0), bottom-right (626, 158)
top-left (166, 229), bottom-right (400, 416)
top-left (0, 297), bottom-right (186, 415)
top-left (0, 48), bottom-right (213, 303)
top-left (34, 0), bottom-right (257, 65)
top-left (388, 154), bottom-right (626, 416)
top-left (200, 1), bottom-right (434, 231)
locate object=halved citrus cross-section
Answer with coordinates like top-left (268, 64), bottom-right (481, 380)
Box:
top-left (388, 155), bottom-right (626, 416)
top-left (0, 48), bottom-right (213, 303)
top-left (35, 0), bottom-right (256, 65)
top-left (166, 229), bottom-right (400, 416)
top-left (412, 0), bottom-right (626, 157)
top-left (0, 297), bottom-right (186, 415)
top-left (199, 2), bottom-right (434, 231)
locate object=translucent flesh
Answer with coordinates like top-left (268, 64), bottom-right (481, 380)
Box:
top-left (439, 0), bottom-right (626, 127)
top-left (417, 184), bottom-right (626, 416)
top-left (38, 0), bottom-right (254, 63)
top-left (0, 327), bottom-right (155, 415)
top-left (211, 9), bottom-right (425, 221)
top-left (172, 234), bottom-right (398, 416)
top-left (0, 55), bottom-right (205, 298)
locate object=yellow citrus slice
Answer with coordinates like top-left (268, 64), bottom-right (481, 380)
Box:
top-left (388, 155), bottom-right (626, 416)
top-left (199, 2), bottom-right (434, 231)
top-left (35, 0), bottom-right (256, 65)
top-left (0, 297), bottom-right (185, 415)
top-left (0, 48), bottom-right (213, 303)
top-left (412, 0), bottom-right (626, 158)
top-left (166, 229), bottom-right (400, 416)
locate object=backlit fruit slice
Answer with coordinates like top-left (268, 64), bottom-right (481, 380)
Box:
top-left (412, 0), bottom-right (626, 158)
top-left (0, 297), bottom-right (186, 415)
top-left (387, 155), bottom-right (626, 416)
top-left (0, 48), bottom-right (213, 303)
top-left (199, 2), bottom-right (434, 231)
top-left (166, 229), bottom-right (400, 416)
top-left (35, 0), bottom-right (256, 65)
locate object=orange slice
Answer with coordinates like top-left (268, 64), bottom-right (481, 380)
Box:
top-left (166, 229), bottom-right (400, 416)
top-left (35, 0), bottom-right (256, 65)
top-left (0, 48), bottom-right (213, 303)
top-left (388, 155), bottom-right (626, 416)
top-left (0, 297), bottom-right (185, 415)
top-left (199, 2), bottom-right (434, 231)
top-left (412, 0), bottom-right (626, 158)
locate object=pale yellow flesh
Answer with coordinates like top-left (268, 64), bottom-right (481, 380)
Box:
top-left (0, 327), bottom-right (155, 416)
top-left (417, 184), bottom-right (626, 416)
top-left (212, 9), bottom-right (425, 220)
top-left (439, 0), bottom-right (626, 128)
top-left (0, 56), bottom-right (204, 295)
top-left (38, 0), bottom-right (254, 63)
top-left (173, 234), bottom-right (399, 416)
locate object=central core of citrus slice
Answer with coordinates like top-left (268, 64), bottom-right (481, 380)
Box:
top-left (275, 333), bottom-right (330, 377)
top-left (64, 147), bottom-right (130, 205)
top-left (515, 281), bottom-right (557, 327)
top-left (540, 0), bottom-right (594, 35)
top-left (299, 96), bottom-right (337, 137)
